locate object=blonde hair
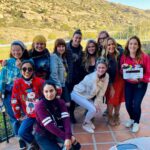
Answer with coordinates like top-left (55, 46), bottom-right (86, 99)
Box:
top-left (103, 37), bottom-right (120, 61)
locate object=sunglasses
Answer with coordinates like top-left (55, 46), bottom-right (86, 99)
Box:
top-left (22, 67), bottom-right (33, 72)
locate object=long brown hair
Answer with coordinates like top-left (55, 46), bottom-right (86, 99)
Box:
top-left (124, 36), bottom-right (143, 60)
top-left (83, 40), bottom-right (98, 72)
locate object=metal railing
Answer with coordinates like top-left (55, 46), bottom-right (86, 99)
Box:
top-left (0, 108), bottom-right (14, 143)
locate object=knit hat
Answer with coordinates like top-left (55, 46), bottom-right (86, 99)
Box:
top-left (73, 29), bottom-right (82, 36)
top-left (11, 40), bottom-right (26, 51)
top-left (21, 59), bottom-right (35, 70)
top-left (33, 35), bottom-right (47, 43)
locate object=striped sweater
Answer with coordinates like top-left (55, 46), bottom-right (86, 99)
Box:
top-left (35, 98), bottom-right (72, 140)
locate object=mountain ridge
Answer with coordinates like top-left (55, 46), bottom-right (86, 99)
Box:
top-left (0, 0), bottom-right (150, 43)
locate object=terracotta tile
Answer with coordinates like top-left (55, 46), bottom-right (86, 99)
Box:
top-left (94, 132), bottom-right (114, 143)
top-left (96, 143), bottom-right (115, 150)
top-left (110, 123), bottom-right (129, 131)
top-left (114, 131), bottom-right (135, 142)
top-left (94, 115), bottom-right (106, 123)
top-left (141, 107), bottom-right (150, 113)
top-left (134, 129), bottom-right (150, 137)
top-left (81, 145), bottom-right (94, 150)
top-left (139, 122), bottom-right (150, 130)
top-left (94, 122), bottom-right (109, 132)
top-left (1, 85), bottom-right (150, 150)
top-left (73, 124), bottom-right (87, 133)
top-left (74, 133), bottom-right (93, 144)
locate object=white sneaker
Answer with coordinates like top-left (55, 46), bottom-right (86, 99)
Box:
top-left (89, 121), bottom-right (95, 130)
top-left (125, 119), bottom-right (134, 128)
top-left (132, 123), bottom-right (140, 133)
top-left (82, 123), bottom-right (94, 133)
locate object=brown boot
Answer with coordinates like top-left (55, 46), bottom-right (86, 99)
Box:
top-left (108, 115), bottom-right (115, 126)
top-left (114, 114), bottom-right (120, 126)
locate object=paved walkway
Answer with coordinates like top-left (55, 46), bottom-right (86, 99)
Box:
top-left (1, 84), bottom-right (150, 150)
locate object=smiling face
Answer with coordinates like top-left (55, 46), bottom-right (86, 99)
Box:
top-left (72, 34), bottom-right (82, 47)
top-left (107, 39), bottom-right (116, 54)
top-left (98, 32), bottom-right (108, 46)
top-left (11, 45), bottom-right (23, 59)
top-left (34, 42), bottom-right (46, 52)
top-left (21, 63), bottom-right (33, 79)
top-left (128, 38), bottom-right (139, 54)
top-left (57, 45), bottom-right (66, 56)
top-left (43, 84), bottom-right (56, 101)
top-left (96, 63), bottom-right (107, 77)
top-left (87, 42), bottom-right (96, 55)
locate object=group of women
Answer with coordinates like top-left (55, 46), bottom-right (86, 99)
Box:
top-left (0, 29), bottom-right (150, 150)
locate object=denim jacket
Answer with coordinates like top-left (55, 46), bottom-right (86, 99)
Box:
top-left (50, 54), bottom-right (66, 87)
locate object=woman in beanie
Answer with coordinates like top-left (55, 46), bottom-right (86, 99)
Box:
top-left (0, 40), bottom-right (29, 131)
top-left (11, 60), bottom-right (44, 150)
top-left (29, 35), bottom-right (50, 80)
top-left (66, 29), bottom-right (84, 123)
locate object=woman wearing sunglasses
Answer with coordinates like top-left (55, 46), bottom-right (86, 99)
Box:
top-left (11, 60), bottom-right (44, 150)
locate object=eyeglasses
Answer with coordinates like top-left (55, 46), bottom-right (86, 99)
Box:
top-left (22, 67), bottom-right (33, 72)
top-left (99, 37), bottom-right (107, 40)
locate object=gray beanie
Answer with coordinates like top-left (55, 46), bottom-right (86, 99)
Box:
top-left (11, 40), bottom-right (27, 51)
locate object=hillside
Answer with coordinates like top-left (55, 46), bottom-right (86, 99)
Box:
top-left (0, 0), bottom-right (150, 43)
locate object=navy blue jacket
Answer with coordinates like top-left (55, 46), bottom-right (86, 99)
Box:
top-left (29, 49), bottom-right (50, 80)
top-left (66, 41), bottom-right (84, 90)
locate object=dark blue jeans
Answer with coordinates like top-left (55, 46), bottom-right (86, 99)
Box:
top-left (3, 92), bottom-right (18, 135)
top-left (34, 132), bottom-right (62, 150)
top-left (17, 117), bottom-right (35, 143)
top-left (125, 81), bottom-right (148, 123)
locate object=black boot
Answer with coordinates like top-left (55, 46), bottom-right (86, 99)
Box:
top-left (19, 139), bottom-right (26, 150)
top-left (69, 101), bottom-right (77, 124)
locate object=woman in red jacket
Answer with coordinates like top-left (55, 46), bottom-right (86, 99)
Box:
top-left (120, 36), bottom-right (150, 133)
top-left (11, 60), bottom-right (44, 150)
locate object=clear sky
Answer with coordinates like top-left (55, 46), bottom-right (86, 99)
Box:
top-left (108, 0), bottom-right (150, 10)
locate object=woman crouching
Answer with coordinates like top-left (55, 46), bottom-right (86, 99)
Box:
top-left (71, 58), bottom-right (109, 133)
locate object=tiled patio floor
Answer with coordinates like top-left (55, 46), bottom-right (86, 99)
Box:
top-left (1, 84), bottom-right (150, 150)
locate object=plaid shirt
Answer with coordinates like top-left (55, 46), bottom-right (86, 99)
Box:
top-left (0, 58), bottom-right (21, 93)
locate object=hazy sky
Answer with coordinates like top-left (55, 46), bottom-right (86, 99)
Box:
top-left (109, 0), bottom-right (150, 10)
